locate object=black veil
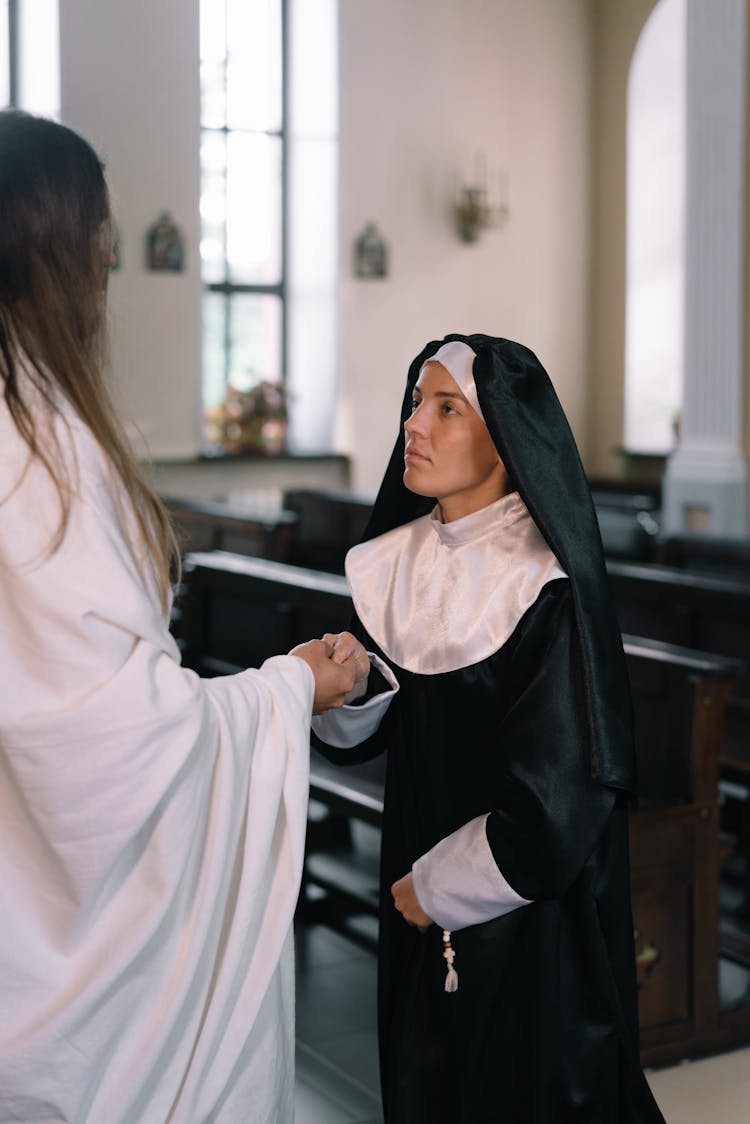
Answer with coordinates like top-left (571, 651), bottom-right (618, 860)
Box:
top-left (360, 333), bottom-right (636, 794)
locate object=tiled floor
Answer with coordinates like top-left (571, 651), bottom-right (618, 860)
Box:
top-left (293, 914), bottom-right (750, 1123)
top-left (294, 918), bottom-right (382, 1124)
top-left (647, 1045), bottom-right (750, 1122)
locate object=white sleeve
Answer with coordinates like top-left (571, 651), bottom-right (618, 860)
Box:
top-left (411, 814), bottom-right (533, 931)
top-left (311, 653), bottom-right (399, 748)
top-left (0, 396), bottom-right (317, 1119)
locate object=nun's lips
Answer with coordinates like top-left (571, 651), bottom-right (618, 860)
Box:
top-left (404, 445), bottom-right (430, 463)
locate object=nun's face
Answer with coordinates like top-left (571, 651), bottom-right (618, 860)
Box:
top-left (404, 362), bottom-right (510, 521)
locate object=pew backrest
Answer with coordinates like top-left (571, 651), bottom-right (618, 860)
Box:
top-left (179, 550), bottom-right (352, 675)
top-left (282, 489), bottom-right (373, 573)
top-left (607, 561), bottom-right (750, 695)
top-left (164, 496), bottom-right (298, 562)
top-left (656, 532), bottom-right (750, 582)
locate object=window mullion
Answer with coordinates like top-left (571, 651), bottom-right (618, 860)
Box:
top-left (8, 0), bottom-right (18, 105)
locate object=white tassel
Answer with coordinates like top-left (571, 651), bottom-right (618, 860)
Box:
top-left (442, 930), bottom-right (459, 993)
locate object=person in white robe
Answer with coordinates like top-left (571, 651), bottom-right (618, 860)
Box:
top-left (0, 109), bottom-right (364, 1123)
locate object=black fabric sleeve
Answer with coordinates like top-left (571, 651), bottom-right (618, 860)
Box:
top-left (485, 583), bottom-right (616, 901)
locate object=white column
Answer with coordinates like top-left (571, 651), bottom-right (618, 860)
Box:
top-left (663, 0), bottom-right (749, 535)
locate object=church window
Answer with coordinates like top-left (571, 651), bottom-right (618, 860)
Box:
top-left (624, 0), bottom-right (686, 453)
top-left (199, 0), bottom-right (287, 431)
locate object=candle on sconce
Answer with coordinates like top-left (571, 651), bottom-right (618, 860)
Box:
top-left (454, 154), bottom-right (510, 242)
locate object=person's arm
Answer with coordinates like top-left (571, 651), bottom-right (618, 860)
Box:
top-left (289, 638), bottom-right (361, 715)
top-left (311, 650), bottom-right (399, 747)
top-left (406, 814), bottom-right (533, 930)
top-left (0, 407), bottom-right (335, 1116)
top-left (396, 584), bottom-right (615, 933)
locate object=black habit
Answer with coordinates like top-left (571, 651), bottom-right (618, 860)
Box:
top-left (313, 335), bottom-right (666, 1123)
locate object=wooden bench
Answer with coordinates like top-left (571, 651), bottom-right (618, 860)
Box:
top-left (623, 637), bottom-right (746, 1065)
top-left (281, 484), bottom-right (664, 569)
top-left (605, 562), bottom-right (750, 781)
top-left (179, 550), bottom-right (352, 675)
top-left (656, 531), bottom-right (750, 583)
top-left (164, 495), bottom-right (298, 562)
top-left (589, 481), bottom-right (661, 562)
top-left (282, 488), bottom-right (373, 574)
top-left (176, 550), bottom-right (749, 1066)
top-left (606, 560), bottom-right (750, 942)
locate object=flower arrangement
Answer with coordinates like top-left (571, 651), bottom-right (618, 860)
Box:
top-left (206, 380), bottom-right (288, 455)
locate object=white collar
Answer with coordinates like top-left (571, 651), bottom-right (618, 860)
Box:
top-left (345, 492), bottom-right (566, 675)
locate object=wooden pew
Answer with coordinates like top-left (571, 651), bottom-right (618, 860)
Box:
top-left (588, 480), bottom-right (662, 562)
top-left (281, 484), bottom-right (664, 569)
top-left (606, 560), bottom-right (750, 945)
top-left (605, 561), bottom-right (750, 703)
top-left (605, 561), bottom-right (750, 783)
top-left (656, 531), bottom-right (750, 583)
top-left (176, 551), bottom-right (749, 1066)
top-left (607, 551), bottom-right (750, 681)
top-left (179, 550), bottom-right (352, 675)
top-left (282, 489), bottom-right (373, 573)
top-left (624, 637), bottom-right (745, 1065)
top-left (163, 495), bottom-right (298, 562)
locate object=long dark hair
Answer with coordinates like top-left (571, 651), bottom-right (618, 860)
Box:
top-left (0, 110), bottom-right (178, 608)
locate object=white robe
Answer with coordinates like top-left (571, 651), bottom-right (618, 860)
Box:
top-left (0, 384), bottom-right (313, 1123)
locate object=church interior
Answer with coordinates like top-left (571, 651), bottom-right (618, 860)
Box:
top-left (5, 0), bottom-right (750, 1119)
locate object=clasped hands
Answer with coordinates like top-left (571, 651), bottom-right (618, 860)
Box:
top-left (290, 631), bottom-right (370, 715)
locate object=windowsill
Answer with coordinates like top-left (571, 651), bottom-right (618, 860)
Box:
top-left (144, 451), bottom-right (352, 497)
top-left (615, 446), bottom-right (673, 461)
top-left (151, 450), bottom-right (349, 466)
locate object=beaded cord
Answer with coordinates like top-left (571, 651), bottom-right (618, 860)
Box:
top-left (442, 930), bottom-right (459, 993)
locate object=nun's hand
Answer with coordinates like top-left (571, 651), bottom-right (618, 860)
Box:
top-left (322, 631), bottom-right (370, 700)
top-left (391, 872), bottom-right (433, 933)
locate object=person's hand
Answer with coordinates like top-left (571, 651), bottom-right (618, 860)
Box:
top-left (322, 631), bottom-right (370, 698)
top-left (289, 638), bottom-right (358, 715)
top-left (391, 872), bottom-right (433, 932)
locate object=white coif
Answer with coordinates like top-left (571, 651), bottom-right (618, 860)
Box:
top-left (345, 491), bottom-right (566, 675)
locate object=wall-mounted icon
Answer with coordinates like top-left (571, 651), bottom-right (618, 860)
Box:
top-left (354, 222), bottom-right (388, 279)
top-left (146, 211), bottom-right (185, 272)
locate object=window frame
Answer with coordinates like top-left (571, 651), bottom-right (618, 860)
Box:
top-left (4, 0), bottom-right (18, 105)
top-left (199, 0), bottom-right (289, 418)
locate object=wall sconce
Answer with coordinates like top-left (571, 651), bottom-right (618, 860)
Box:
top-left (454, 154), bottom-right (510, 243)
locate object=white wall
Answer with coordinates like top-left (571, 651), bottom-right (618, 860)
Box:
top-left (337, 0), bottom-right (593, 492)
top-left (58, 0), bottom-right (202, 461)
top-left (55, 0), bottom-right (593, 492)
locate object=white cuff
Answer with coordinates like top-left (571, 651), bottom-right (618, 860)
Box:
top-left (310, 653), bottom-right (399, 749)
top-left (411, 814), bottom-right (532, 931)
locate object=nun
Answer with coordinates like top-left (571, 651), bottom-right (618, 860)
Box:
top-left (313, 334), bottom-right (666, 1123)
